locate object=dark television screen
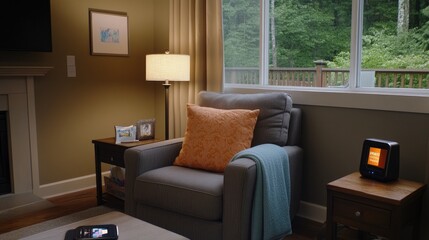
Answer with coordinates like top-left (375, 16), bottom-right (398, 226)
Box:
top-left (0, 0), bottom-right (52, 52)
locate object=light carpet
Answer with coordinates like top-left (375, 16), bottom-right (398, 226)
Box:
top-left (0, 206), bottom-right (113, 240)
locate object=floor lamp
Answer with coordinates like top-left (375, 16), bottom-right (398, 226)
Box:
top-left (146, 52), bottom-right (190, 140)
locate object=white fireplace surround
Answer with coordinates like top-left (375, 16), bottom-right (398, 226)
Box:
top-left (0, 66), bottom-right (51, 196)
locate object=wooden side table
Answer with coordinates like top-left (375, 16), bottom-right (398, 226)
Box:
top-left (327, 172), bottom-right (426, 240)
top-left (92, 137), bottom-right (158, 206)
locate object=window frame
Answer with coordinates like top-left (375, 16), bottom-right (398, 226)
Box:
top-left (223, 0), bottom-right (429, 114)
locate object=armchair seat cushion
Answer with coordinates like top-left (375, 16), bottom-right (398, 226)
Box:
top-left (134, 166), bottom-right (224, 221)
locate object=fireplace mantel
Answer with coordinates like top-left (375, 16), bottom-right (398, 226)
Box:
top-left (0, 66), bottom-right (52, 77)
top-left (0, 66), bottom-right (52, 196)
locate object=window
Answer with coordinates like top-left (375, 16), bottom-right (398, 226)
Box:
top-left (223, 0), bottom-right (261, 84)
top-left (223, 0), bottom-right (429, 91)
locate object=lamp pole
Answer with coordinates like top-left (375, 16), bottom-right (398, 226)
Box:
top-left (163, 80), bottom-right (171, 140)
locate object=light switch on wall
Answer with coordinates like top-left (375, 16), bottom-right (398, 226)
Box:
top-left (67, 55), bottom-right (76, 77)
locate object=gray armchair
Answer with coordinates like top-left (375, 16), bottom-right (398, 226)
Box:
top-left (124, 91), bottom-right (303, 240)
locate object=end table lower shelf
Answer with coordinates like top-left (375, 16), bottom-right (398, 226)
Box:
top-left (102, 192), bottom-right (124, 211)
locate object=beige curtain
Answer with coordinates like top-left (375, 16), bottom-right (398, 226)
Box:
top-left (169, 0), bottom-right (224, 138)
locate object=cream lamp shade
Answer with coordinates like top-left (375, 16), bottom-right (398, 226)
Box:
top-left (145, 52), bottom-right (190, 140)
top-left (146, 53), bottom-right (190, 82)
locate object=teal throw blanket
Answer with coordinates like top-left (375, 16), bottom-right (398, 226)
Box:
top-left (232, 144), bottom-right (292, 240)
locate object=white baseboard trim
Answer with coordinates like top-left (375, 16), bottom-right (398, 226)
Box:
top-left (36, 171), bottom-right (110, 199)
top-left (296, 201), bottom-right (327, 223)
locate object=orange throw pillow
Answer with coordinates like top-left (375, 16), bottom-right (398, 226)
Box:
top-left (174, 104), bottom-right (260, 172)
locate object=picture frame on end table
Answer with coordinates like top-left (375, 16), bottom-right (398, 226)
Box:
top-left (114, 125), bottom-right (137, 144)
top-left (89, 9), bottom-right (129, 56)
top-left (136, 119), bottom-right (155, 140)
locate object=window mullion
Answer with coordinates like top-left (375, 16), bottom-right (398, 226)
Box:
top-left (260, 0), bottom-right (269, 85)
top-left (349, 0), bottom-right (363, 89)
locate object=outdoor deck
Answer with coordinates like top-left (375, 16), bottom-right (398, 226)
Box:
top-left (225, 65), bottom-right (429, 89)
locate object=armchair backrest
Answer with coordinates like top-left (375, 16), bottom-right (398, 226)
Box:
top-left (197, 91), bottom-right (300, 147)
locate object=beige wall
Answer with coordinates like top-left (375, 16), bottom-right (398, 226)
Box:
top-left (0, 0), bottom-right (169, 185)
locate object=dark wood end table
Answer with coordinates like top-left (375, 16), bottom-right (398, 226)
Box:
top-left (326, 172), bottom-right (425, 240)
top-left (92, 137), bottom-right (159, 206)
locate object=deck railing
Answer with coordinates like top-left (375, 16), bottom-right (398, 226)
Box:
top-left (225, 64), bottom-right (429, 89)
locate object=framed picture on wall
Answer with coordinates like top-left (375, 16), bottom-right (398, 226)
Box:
top-left (136, 119), bottom-right (155, 140)
top-left (89, 9), bottom-right (129, 56)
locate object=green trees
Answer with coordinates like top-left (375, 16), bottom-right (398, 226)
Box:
top-left (223, 0), bottom-right (260, 67)
top-left (223, 0), bottom-right (429, 70)
top-left (329, 27), bottom-right (429, 69)
top-left (329, 4), bottom-right (429, 70)
top-left (272, 0), bottom-right (351, 67)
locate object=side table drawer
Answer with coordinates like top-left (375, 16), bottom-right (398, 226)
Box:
top-left (97, 145), bottom-right (125, 167)
top-left (333, 197), bottom-right (391, 229)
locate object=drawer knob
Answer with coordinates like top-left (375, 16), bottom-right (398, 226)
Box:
top-left (355, 211), bottom-right (361, 217)
top-left (110, 157), bottom-right (114, 162)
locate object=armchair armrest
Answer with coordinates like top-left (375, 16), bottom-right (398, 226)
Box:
top-left (223, 158), bottom-right (257, 240)
top-left (223, 146), bottom-right (302, 239)
top-left (124, 138), bottom-right (183, 215)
